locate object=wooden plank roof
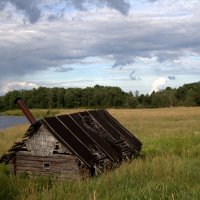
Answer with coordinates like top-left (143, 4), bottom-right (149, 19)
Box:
top-left (43, 110), bottom-right (142, 168)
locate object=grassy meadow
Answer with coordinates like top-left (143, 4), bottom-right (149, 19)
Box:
top-left (0, 107), bottom-right (200, 200)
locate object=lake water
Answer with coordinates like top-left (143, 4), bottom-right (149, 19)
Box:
top-left (0, 116), bottom-right (29, 130)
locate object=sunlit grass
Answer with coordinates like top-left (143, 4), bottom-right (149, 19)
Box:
top-left (0, 125), bottom-right (28, 155)
top-left (0, 107), bottom-right (200, 200)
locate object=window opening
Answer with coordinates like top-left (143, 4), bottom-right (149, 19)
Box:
top-left (43, 162), bottom-right (50, 170)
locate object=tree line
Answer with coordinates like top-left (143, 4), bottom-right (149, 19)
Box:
top-left (0, 82), bottom-right (200, 111)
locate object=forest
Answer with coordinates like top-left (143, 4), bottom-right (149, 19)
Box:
top-left (0, 81), bottom-right (200, 111)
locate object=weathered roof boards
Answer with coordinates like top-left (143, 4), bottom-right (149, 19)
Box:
top-left (43, 110), bottom-right (142, 168)
top-left (0, 98), bottom-right (142, 179)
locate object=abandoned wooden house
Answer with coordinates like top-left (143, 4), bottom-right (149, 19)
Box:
top-left (0, 98), bottom-right (142, 180)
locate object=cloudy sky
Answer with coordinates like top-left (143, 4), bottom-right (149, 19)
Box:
top-left (0, 0), bottom-right (200, 95)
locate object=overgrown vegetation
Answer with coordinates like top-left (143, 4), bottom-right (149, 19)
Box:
top-left (0, 81), bottom-right (200, 112)
top-left (0, 108), bottom-right (200, 200)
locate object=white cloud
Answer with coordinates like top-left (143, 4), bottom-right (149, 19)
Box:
top-left (0, 81), bottom-right (38, 94)
top-left (151, 77), bottom-right (167, 92)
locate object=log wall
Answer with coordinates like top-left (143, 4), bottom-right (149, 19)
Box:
top-left (15, 151), bottom-right (86, 179)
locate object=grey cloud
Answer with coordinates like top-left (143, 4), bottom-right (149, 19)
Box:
top-left (0, 1), bottom-right (6, 9)
top-left (112, 58), bottom-right (134, 68)
top-left (129, 70), bottom-right (135, 80)
top-left (102, 0), bottom-right (130, 15)
top-left (168, 76), bottom-right (176, 80)
top-left (156, 52), bottom-right (181, 63)
top-left (129, 70), bottom-right (141, 80)
top-left (1, 0), bottom-right (131, 23)
top-left (130, 76), bottom-right (141, 81)
top-left (148, 0), bottom-right (158, 2)
top-left (47, 11), bottom-right (65, 22)
top-left (3, 0), bottom-right (41, 23)
top-left (70, 0), bottom-right (86, 11)
top-left (55, 66), bottom-right (74, 72)
top-left (1, 9), bottom-right (200, 81)
top-left (48, 14), bottom-right (58, 21)
top-left (64, 0), bottom-right (130, 15)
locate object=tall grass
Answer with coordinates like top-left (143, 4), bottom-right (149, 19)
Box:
top-left (0, 107), bottom-right (200, 200)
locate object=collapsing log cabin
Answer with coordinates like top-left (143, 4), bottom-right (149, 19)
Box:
top-left (0, 98), bottom-right (142, 179)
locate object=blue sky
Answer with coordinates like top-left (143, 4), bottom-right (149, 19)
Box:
top-left (0, 0), bottom-right (200, 95)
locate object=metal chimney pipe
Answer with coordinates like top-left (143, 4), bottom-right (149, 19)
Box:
top-left (14, 98), bottom-right (37, 125)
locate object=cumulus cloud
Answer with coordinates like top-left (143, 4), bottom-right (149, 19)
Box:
top-left (0, 81), bottom-right (38, 94)
top-left (151, 77), bottom-right (167, 92)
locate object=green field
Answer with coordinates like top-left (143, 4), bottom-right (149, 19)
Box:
top-left (0, 107), bottom-right (200, 200)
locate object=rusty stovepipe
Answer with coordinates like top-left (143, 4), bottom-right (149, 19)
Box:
top-left (14, 98), bottom-right (37, 125)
